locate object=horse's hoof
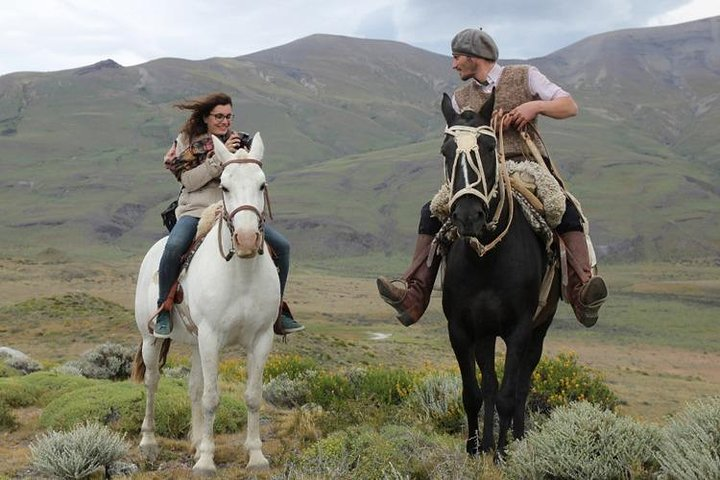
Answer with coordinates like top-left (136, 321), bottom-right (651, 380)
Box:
top-left (139, 443), bottom-right (159, 462)
top-left (247, 451), bottom-right (269, 470)
top-left (192, 464), bottom-right (217, 477)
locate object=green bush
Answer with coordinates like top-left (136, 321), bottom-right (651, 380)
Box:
top-left (0, 371), bottom-right (94, 408)
top-left (40, 378), bottom-right (247, 439)
top-left (400, 371), bottom-right (465, 434)
top-left (295, 425), bottom-right (410, 480)
top-left (30, 421), bottom-right (129, 479)
top-left (0, 362), bottom-right (21, 377)
top-left (503, 401), bottom-right (660, 480)
top-left (528, 352), bottom-right (620, 412)
top-left (61, 342), bottom-right (135, 380)
top-left (292, 425), bottom-right (495, 479)
top-left (655, 396), bottom-right (720, 480)
top-left (263, 353), bottom-right (318, 381)
top-left (264, 371), bottom-right (317, 408)
top-left (0, 400), bottom-right (18, 431)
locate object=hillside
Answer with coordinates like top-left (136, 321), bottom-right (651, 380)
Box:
top-left (0, 18), bottom-right (719, 263)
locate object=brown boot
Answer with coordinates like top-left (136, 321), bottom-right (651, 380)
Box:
top-left (561, 231), bottom-right (608, 327)
top-left (376, 234), bottom-right (441, 326)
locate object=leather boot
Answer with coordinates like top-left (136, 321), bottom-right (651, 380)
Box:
top-left (561, 231), bottom-right (608, 327)
top-left (376, 234), bottom-right (441, 326)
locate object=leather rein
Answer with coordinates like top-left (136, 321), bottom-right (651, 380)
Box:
top-left (216, 159), bottom-right (273, 261)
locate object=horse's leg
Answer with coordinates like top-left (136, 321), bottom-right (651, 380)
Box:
top-left (243, 328), bottom-right (273, 470)
top-left (188, 346), bottom-right (204, 461)
top-left (448, 322), bottom-right (482, 456)
top-left (513, 322), bottom-right (551, 440)
top-left (138, 338), bottom-right (162, 461)
top-left (192, 333), bottom-right (220, 475)
top-left (475, 336), bottom-right (498, 453)
top-left (496, 327), bottom-right (531, 458)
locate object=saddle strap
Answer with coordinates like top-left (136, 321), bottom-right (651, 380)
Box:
top-left (533, 255), bottom-right (559, 327)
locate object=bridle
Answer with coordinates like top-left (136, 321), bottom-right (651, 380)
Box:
top-left (444, 124), bottom-right (500, 211)
top-left (217, 159), bottom-right (273, 261)
top-left (443, 118), bottom-right (515, 256)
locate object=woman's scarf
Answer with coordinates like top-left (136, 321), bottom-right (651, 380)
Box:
top-left (164, 133), bottom-right (216, 180)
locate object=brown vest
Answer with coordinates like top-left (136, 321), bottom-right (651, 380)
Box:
top-left (453, 65), bottom-right (549, 159)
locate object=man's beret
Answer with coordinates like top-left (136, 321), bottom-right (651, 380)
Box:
top-left (451, 28), bottom-right (499, 61)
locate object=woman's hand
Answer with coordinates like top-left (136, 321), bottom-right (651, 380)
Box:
top-left (224, 133), bottom-right (243, 153)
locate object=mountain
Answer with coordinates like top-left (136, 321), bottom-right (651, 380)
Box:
top-left (0, 18), bottom-right (718, 264)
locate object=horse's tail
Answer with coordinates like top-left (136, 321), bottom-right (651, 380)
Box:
top-left (130, 339), bottom-right (173, 383)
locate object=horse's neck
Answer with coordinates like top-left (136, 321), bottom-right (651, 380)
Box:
top-left (190, 223), bottom-right (264, 281)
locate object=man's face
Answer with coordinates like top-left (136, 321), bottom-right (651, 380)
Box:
top-left (452, 54), bottom-right (478, 81)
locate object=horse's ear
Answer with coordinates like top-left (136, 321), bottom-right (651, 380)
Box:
top-left (211, 135), bottom-right (232, 162)
top-left (479, 89), bottom-right (496, 124)
top-left (441, 93), bottom-right (458, 126)
top-left (248, 133), bottom-right (264, 161)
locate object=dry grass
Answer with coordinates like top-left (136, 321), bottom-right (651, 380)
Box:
top-left (1, 256), bottom-right (718, 478)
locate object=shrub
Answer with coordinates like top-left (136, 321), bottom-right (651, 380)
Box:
top-left (0, 347), bottom-right (42, 375)
top-left (294, 425), bottom-right (410, 480)
top-left (61, 342), bottom-right (135, 380)
top-left (29, 421), bottom-right (129, 480)
top-left (40, 378), bottom-right (247, 438)
top-left (263, 354), bottom-right (318, 381)
top-left (0, 400), bottom-right (18, 431)
top-left (655, 396), bottom-right (720, 480)
top-left (264, 371), bottom-right (317, 408)
top-left (528, 352), bottom-right (620, 412)
top-left (0, 371), bottom-right (94, 408)
top-left (503, 401), bottom-right (659, 480)
top-left (400, 371), bottom-right (465, 434)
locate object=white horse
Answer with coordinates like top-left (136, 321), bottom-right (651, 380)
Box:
top-left (131, 134), bottom-right (280, 475)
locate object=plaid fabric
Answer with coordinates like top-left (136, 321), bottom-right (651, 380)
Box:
top-left (165, 133), bottom-right (215, 180)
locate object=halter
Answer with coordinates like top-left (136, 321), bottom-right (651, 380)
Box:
top-left (444, 124), bottom-right (499, 210)
top-left (217, 159), bottom-right (273, 261)
top-left (443, 118), bottom-right (515, 256)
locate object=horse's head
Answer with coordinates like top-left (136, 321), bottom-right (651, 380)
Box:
top-left (440, 91), bottom-right (498, 238)
top-left (211, 133), bottom-right (268, 258)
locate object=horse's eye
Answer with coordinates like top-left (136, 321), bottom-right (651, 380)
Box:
top-left (220, 185), bottom-right (229, 193)
top-left (260, 183), bottom-right (266, 191)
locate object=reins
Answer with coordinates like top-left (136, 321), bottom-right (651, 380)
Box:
top-left (216, 159), bottom-right (273, 261)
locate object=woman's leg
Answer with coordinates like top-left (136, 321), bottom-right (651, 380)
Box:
top-left (264, 225), bottom-right (290, 296)
top-left (264, 225), bottom-right (304, 334)
top-left (155, 216), bottom-right (198, 337)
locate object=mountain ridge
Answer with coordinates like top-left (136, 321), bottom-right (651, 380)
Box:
top-left (1, 17), bottom-right (718, 263)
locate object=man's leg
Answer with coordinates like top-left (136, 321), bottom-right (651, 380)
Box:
top-left (557, 199), bottom-right (608, 327)
top-left (376, 202), bottom-right (442, 326)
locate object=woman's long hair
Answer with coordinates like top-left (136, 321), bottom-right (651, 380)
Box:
top-left (175, 92), bottom-right (233, 141)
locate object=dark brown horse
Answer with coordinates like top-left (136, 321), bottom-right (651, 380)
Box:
top-left (439, 92), bottom-right (560, 457)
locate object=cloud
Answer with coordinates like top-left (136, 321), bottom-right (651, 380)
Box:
top-left (1, 0), bottom-right (718, 75)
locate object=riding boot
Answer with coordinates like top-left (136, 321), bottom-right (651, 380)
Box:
top-left (376, 234), bottom-right (441, 326)
top-left (274, 300), bottom-right (304, 335)
top-left (561, 231), bottom-right (608, 327)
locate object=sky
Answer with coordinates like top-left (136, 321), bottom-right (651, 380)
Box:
top-left (1, 0), bottom-right (719, 76)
